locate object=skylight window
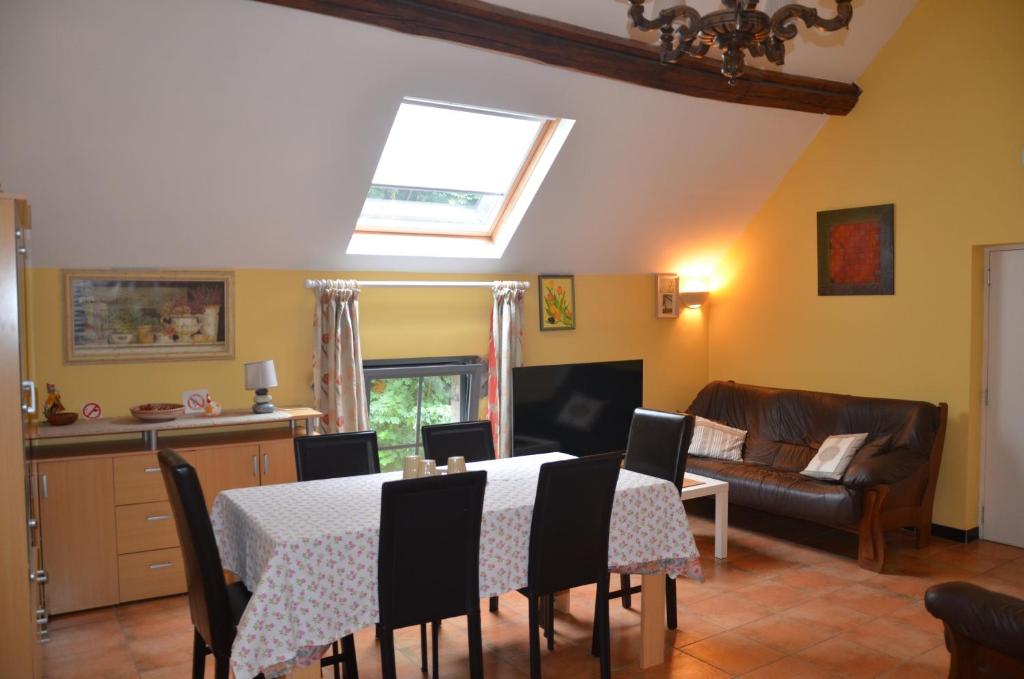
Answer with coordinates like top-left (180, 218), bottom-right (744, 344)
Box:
top-left (349, 99), bottom-right (574, 258)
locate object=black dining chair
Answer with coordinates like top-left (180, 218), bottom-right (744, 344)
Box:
top-left (518, 452), bottom-right (623, 679)
top-left (293, 430), bottom-right (379, 677)
top-left (420, 420), bottom-right (502, 614)
top-left (612, 409), bottom-right (694, 629)
top-left (377, 471), bottom-right (488, 679)
top-left (293, 430), bottom-right (381, 480)
top-left (158, 449), bottom-right (359, 679)
top-left (421, 420), bottom-right (495, 464)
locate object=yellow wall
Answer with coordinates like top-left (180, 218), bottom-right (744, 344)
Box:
top-left (30, 268), bottom-right (707, 420)
top-left (708, 0), bottom-right (1024, 529)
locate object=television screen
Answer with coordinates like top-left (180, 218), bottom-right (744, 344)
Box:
top-left (512, 359), bottom-right (643, 456)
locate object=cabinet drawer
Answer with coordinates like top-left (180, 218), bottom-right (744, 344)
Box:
top-left (116, 502), bottom-right (179, 554)
top-left (118, 547), bottom-right (186, 603)
top-left (113, 452), bottom-right (194, 505)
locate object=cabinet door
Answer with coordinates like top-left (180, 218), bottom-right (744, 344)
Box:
top-left (37, 458), bottom-right (118, 615)
top-left (259, 439), bottom-right (297, 486)
top-left (193, 444), bottom-right (260, 511)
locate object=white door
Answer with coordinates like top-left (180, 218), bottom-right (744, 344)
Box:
top-left (983, 247), bottom-right (1024, 548)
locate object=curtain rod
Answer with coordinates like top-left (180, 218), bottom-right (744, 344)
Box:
top-left (304, 279), bottom-right (530, 289)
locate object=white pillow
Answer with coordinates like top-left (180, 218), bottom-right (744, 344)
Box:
top-left (688, 416), bottom-right (746, 461)
top-left (801, 433), bottom-right (869, 481)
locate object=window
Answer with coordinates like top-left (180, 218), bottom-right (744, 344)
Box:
top-left (364, 356), bottom-right (485, 471)
top-left (347, 99), bottom-right (575, 259)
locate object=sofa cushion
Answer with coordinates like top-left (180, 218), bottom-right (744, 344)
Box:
top-left (688, 456), bottom-right (862, 526)
top-left (688, 416), bottom-right (745, 461)
top-left (802, 433), bottom-right (868, 481)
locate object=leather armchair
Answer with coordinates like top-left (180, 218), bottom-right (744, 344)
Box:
top-left (925, 581), bottom-right (1024, 678)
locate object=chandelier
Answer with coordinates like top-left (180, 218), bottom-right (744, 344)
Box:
top-left (627, 0), bottom-right (853, 84)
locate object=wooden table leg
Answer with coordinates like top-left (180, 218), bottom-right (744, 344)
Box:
top-left (554, 589), bottom-right (571, 613)
top-left (640, 572), bottom-right (666, 669)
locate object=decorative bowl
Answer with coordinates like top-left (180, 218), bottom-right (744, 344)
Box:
top-left (46, 411), bottom-right (79, 426)
top-left (130, 403), bottom-right (185, 422)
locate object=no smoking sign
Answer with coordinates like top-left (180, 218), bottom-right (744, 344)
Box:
top-left (182, 389), bottom-right (209, 415)
top-left (82, 402), bottom-right (102, 420)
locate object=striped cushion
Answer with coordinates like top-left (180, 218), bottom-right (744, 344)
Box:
top-left (801, 433), bottom-right (868, 481)
top-left (688, 416), bottom-right (746, 461)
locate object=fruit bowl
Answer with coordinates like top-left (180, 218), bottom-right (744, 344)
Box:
top-left (130, 403), bottom-right (185, 422)
top-left (46, 411), bottom-right (79, 426)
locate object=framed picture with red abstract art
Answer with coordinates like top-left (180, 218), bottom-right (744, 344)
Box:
top-left (817, 204), bottom-right (894, 296)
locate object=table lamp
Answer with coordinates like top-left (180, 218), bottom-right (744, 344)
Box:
top-left (244, 359), bottom-right (278, 414)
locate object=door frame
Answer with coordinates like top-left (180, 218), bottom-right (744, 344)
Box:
top-left (979, 244), bottom-right (1024, 540)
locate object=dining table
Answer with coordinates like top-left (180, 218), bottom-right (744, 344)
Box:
top-left (211, 452), bottom-right (704, 679)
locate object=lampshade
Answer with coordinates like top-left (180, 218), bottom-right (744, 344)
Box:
top-left (244, 360), bottom-right (278, 390)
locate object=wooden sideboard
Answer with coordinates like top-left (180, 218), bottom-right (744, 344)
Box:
top-left (30, 409), bottom-right (318, 616)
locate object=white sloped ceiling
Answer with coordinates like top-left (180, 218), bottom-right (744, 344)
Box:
top-left (0, 0), bottom-right (915, 274)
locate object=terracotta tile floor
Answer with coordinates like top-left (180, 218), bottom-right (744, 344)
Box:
top-left (42, 501), bottom-right (1024, 678)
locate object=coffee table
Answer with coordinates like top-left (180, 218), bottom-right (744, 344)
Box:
top-left (681, 472), bottom-right (729, 559)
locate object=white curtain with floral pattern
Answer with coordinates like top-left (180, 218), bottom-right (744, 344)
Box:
top-left (311, 280), bottom-right (368, 434)
top-left (487, 281), bottom-right (528, 458)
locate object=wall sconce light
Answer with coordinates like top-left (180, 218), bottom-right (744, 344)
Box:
top-left (680, 274), bottom-right (711, 309)
top-left (680, 291), bottom-right (710, 309)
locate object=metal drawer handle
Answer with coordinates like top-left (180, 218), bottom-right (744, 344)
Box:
top-left (143, 467), bottom-right (160, 473)
top-left (145, 514), bottom-right (170, 522)
top-left (148, 562), bottom-right (174, 570)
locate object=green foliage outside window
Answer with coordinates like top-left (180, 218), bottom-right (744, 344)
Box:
top-left (368, 375), bottom-right (461, 471)
top-left (367, 185), bottom-right (484, 208)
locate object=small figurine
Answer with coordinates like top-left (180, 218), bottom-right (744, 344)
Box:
top-left (203, 393), bottom-right (223, 417)
top-left (43, 383), bottom-right (78, 426)
top-left (43, 383), bottom-right (65, 418)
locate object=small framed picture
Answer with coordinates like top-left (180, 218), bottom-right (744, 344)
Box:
top-left (817, 204), bottom-right (894, 296)
top-left (538, 274), bottom-right (576, 331)
top-left (656, 274), bottom-right (679, 318)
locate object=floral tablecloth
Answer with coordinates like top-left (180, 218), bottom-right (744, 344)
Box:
top-left (211, 452), bottom-right (703, 678)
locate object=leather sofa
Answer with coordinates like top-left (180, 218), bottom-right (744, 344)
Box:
top-left (925, 581), bottom-right (1024, 678)
top-left (686, 381), bottom-right (947, 571)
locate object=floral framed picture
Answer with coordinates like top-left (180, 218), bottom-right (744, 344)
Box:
top-left (656, 273), bottom-right (679, 318)
top-left (538, 274), bottom-right (576, 331)
top-left (63, 270), bottom-right (235, 364)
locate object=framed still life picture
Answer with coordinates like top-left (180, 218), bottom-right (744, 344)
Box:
top-left (63, 270), bottom-right (235, 364)
top-left (538, 274), bottom-right (576, 331)
top-left (817, 204), bottom-right (894, 296)
top-left (656, 273), bottom-right (679, 318)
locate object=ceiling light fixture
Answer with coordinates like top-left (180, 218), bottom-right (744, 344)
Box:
top-left (627, 0), bottom-right (853, 85)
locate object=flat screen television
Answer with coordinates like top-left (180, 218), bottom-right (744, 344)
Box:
top-left (512, 359), bottom-right (643, 456)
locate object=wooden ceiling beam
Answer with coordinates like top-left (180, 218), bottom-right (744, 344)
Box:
top-left (252, 0), bottom-right (860, 116)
